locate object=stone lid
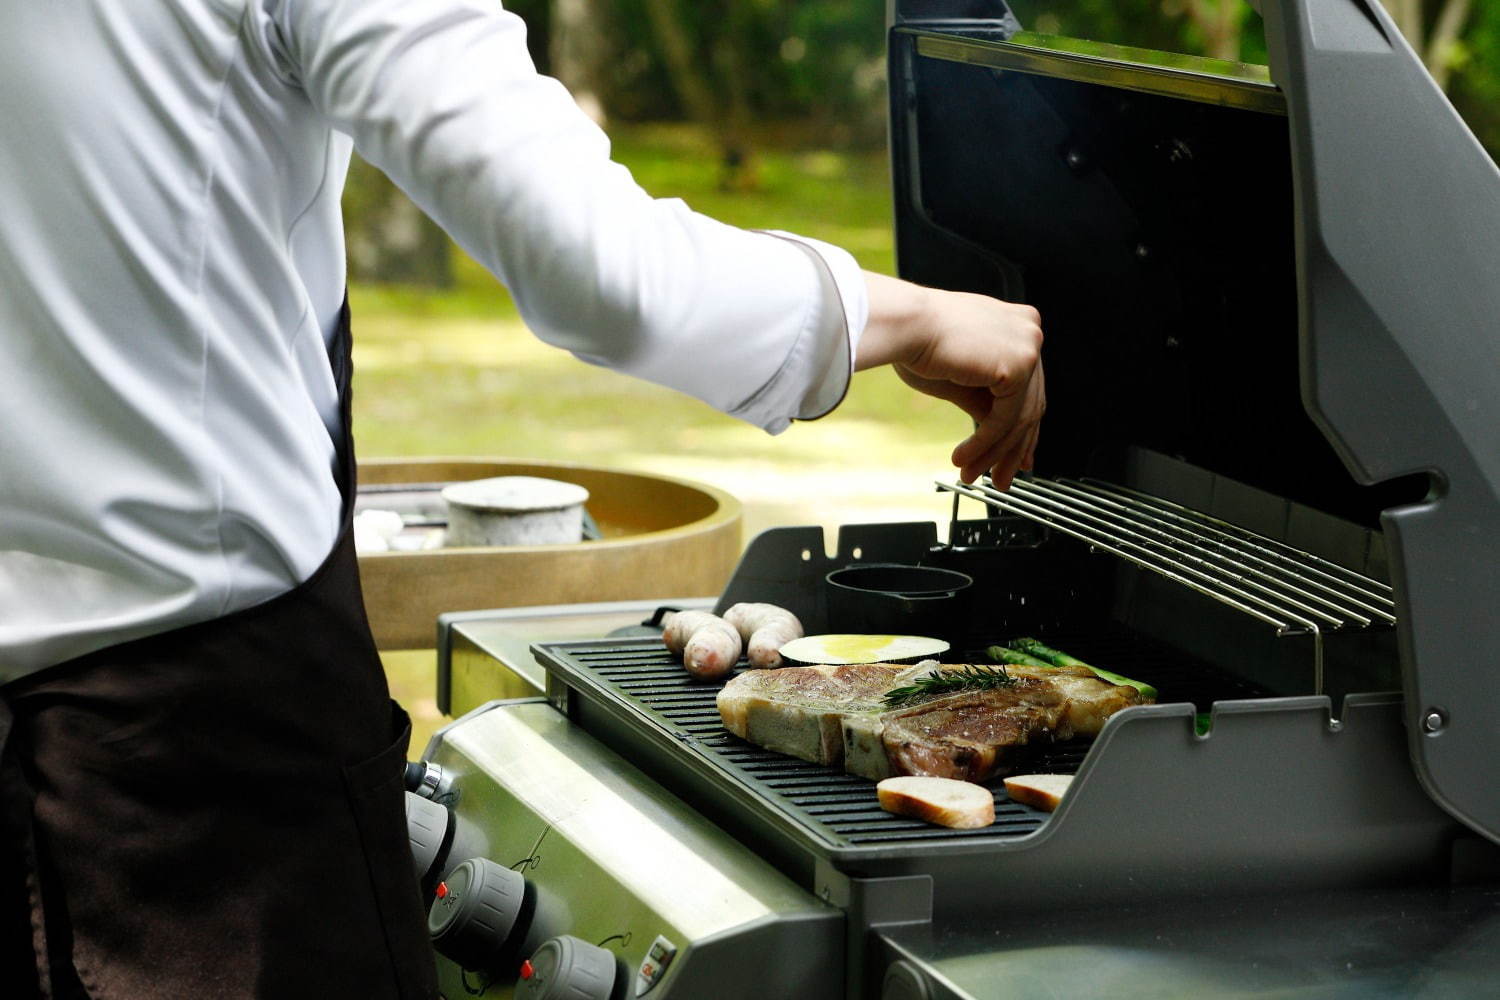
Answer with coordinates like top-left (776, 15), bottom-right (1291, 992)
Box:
top-left (441, 476), bottom-right (590, 514)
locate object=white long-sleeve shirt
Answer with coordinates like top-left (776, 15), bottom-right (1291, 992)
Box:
top-left (0, 0), bottom-right (868, 680)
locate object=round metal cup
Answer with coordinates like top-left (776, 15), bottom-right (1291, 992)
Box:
top-left (824, 563), bottom-right (975, 648)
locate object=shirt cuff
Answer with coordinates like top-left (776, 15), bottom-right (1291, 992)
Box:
top-left (742, 231), bottom-right (868, 433)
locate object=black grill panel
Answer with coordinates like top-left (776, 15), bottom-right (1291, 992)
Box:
top-left (539, 624), bottom-right (1270, 848)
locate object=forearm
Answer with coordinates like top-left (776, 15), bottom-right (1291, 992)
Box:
top-left (855, 272), bottom-right (937, 371)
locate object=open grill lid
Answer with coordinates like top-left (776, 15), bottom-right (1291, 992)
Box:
top-left (889, 0), bottom-right (1500, 841)
top-left (1262, 0), bottom-right (1500, 845)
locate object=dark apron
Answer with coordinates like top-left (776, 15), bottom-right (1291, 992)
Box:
top-left (0, 299), bottom-right (436, 998)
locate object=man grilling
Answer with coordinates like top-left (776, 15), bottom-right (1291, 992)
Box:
top-left (0, 0), bottom-right (1044, 995)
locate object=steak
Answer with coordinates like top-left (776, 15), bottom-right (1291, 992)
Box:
top-left (717, 662), bottom-right (1149, 782)
top-left (716, 661), bottom-right (931, 767)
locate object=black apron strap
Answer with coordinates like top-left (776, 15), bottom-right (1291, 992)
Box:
top-left (0, 296), bottom-right (436, 998)
top-left (329, 292), bottom-right (358, 514)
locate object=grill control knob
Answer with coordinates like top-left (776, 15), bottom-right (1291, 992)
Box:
top-left (404, 759), bottom-right (445, 799)
top-left (883, 959), bottom-right (933, 1000)
top-left (405, 791), bottom-right (452, 888)
top-left (428, 858), bottom-right (527, 971)
top-left (517, 935), bottom-right (621, 1000)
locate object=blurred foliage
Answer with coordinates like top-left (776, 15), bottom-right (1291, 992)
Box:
top-left (342, 0), bottom-right (1499, 283)
top-left (1447, 0), bottom-right (1500, 152)
top-left (496, 0), bottom-right (1499, 157)
top-left (342, 159), bottom-right (453, 287)
top-left (530, 0), bottom-right (889, 146)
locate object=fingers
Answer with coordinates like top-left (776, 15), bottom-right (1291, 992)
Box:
top-left (881, 284), bottom-right (1045, 488)
top-left (954, 405), bottom-right (1027, 485)
top-left (1017, 362), bottom-right (1045, 473)
top-left (1020, 422), bottom-right (1040, 471)
top-left (953, 358), bottom-right (1045, 487)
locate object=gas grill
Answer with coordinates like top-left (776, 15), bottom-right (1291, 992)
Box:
top-left (410, 2), bottom-right (1500, 997)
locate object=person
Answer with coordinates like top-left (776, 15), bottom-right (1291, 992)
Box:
top-left (0, 0), bottom-right (1043, 996)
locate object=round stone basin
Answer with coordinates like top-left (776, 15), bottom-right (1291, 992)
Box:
top-left (358, 458), bottom-right (742, 649)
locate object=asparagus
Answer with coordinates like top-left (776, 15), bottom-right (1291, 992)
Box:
top-left (988, 647), bottom-right (1052, 669)
top-left (989, 638), bottom-right (1158, 700)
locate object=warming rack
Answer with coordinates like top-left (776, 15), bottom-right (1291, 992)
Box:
top-left (939, 476), bottom-right (1397, 693)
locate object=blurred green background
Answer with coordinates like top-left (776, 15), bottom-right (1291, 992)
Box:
top-left (350, 1), bottom-right (1500, 730)
top-left (350, 1), bottom-right (1500, 534)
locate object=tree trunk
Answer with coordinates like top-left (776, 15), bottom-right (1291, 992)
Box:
top-left (640, 0), bottom-right (757, 190)
top-left (1378, 0), bottom-right (1476, 92)
top-left (712, 0), bottom-right (760, 190)
top-left (342, 156), bottom-right (453, 288)
top-left (551, 0), bottom-right (608, 124)
top-left (1174, 0), bottom-right (1249, 62)
top-left (1425, 0), bottom-right (1474, 91)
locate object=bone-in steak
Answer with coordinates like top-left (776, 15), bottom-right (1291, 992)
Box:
top-left (717, 662), bottom-right (1149, 782)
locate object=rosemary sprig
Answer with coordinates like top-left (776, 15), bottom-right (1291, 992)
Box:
top-left (883, 664), bottom-right (1017, 708)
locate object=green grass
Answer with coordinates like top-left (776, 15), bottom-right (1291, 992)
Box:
top-left (608, 124), bottom-right (898, 275)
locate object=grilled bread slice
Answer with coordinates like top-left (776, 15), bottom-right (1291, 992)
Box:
top-left (1003, 773), bottom-right (1074, 812)
top-left (876, 776), bottom-right (996, 829)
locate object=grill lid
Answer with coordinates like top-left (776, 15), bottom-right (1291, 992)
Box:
top-left (1261, 0), bottom-right (1500, 844)
top-left (890, 0), bottom-right (1500, 841)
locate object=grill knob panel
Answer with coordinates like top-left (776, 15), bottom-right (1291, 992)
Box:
top-left (404, 791), bottom-right (451, 887)
top-left (517, 935), bottom-right (620, 1000)
top-left (427, 857), bottom-right (527, 971)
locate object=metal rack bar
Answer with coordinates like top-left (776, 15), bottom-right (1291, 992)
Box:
top-left (1079, 479), bottom-right (1396, 614)
top-left (940, 477), bottom-right (1398, 694)
top-left (1031, 479), bottom-right (1395, 625)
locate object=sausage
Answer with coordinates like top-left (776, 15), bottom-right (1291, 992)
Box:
top-left (662, 610), bottom-right (743, 679)
top-left (723, 603), bottom-right (804, 669)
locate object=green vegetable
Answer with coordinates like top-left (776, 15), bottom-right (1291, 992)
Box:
top-left (1006, 637), bottom-right (1091, 668)
top-left (988, 647), bottom-right (1052, 668)
top-left (987, 639), bottom-right (1159, 701)
top-left (883, 664), bottom-right (1017, 708)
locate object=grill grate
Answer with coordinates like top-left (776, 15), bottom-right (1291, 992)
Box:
top-left (940, 476), bottom-right (1397, 693)
top-left (537, 625), bottom-right (1267, 849)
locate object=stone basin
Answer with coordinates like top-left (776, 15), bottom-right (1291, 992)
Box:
top-left (357, 457), bottom-right (742, 649)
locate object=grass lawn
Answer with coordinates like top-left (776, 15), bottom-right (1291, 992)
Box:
top-left (353, 124), bottom-right (975, 741)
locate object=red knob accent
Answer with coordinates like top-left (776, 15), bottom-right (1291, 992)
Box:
top-left (435, 881), bottom-right (449, 899)
top-left (520, 959), bottom-right (535, 980)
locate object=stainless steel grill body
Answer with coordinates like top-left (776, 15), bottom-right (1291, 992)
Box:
top-left (430, 512), bottom-right (1486, 997)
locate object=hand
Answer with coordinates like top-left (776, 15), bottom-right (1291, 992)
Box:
top-left (857, 273), bottom-right (1045, 488)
